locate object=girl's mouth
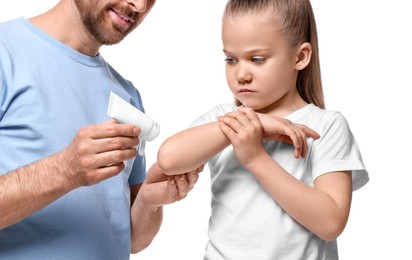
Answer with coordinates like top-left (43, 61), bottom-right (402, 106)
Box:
top-left (239, 88), bottom-right (254, 93)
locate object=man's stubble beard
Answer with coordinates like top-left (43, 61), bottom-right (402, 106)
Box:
top-left (74, 0), bottom-right (132, 45)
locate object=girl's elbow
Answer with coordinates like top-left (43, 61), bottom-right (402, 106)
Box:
top-left (317, 219), bottom-right (347, 241)
top-left (156, 157), bottom-right (173, 176)
top-left (318, 230), bottom-right (341, 242)
top-left (157, 147), bottom-right (178, 175)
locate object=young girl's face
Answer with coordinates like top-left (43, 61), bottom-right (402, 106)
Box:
top-left (222, 11), bottom-right (306, 115)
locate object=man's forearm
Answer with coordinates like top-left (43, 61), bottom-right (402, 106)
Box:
top-left (130, 196), bottom-right (163, 254)
top-left (0, 153), bottom-right (75, 229)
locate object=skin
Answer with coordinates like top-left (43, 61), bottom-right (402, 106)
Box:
top-left (158, 11), bottom-right (352, 242)
top-left (0, 0), bottom-right (201, 254)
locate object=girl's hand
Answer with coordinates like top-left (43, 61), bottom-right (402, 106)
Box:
top-left (256, 112), bottom-right (320, 158)
top-left (218, 107), bottom-right (266, 169)
top-left (218, 107), bottom-right (320, 162)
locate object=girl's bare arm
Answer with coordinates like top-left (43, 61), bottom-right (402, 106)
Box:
top-left (218, 107), bottom-right (352, 241)
top-left (157, 122), bottom-right (230, 175)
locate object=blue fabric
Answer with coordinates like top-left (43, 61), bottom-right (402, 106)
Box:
top-left (0, 17), bottom-right (146, 259)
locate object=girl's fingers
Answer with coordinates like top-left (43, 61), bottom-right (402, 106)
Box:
top-left (218, 121), bottom-right (236, 141)
top-left (219, 108), bottom-right (261, 135)
top-left (296, 124), bottom-right (320, 140)
top-left (218, 115), bottom-right (244, 134)
top-left (222, 109), bottom-right (318, 159)
top-left (282, 124), bottom-right (306, 159)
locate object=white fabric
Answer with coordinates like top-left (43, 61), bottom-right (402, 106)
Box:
top-left (191, 103), bottom-right (369, 260)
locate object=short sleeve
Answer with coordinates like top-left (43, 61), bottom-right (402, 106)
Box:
top-left (311, 112), bottom-right (369, 191)
top-left (0, 45), bottom-right (9, 120)
top-left (190, 103), bottom-right (238, 127)
top-left (0, 72), bottom-right (4, 120)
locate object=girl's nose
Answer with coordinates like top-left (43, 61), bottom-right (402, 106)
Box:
top-left (236, 64), bottom-right (252, 83)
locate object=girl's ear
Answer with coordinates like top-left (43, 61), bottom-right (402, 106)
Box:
top-left (295, 42), bottom-right (312, 71)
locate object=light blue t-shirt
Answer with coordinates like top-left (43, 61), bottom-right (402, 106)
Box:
top-left (0, 18), bottom-right (146, 259)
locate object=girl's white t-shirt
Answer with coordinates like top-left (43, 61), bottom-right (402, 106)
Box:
top-left (191, 103), bottom-right (368, 260)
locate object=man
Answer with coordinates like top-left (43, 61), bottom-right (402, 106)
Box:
top-left (0, 0), bottom-right (200, 259)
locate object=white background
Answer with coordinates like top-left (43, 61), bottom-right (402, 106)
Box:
top-left (2, 1), bottom-right (411, 259)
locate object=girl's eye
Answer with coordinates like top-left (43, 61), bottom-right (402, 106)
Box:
top-left (251, 57), bottom-right (266, 64)
top-left (224, 57), bottom-right (237, 65)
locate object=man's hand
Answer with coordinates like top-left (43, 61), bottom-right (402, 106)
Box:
top-left (59, 120), bottom-right (140, 187)
top-left (130, 162), bottom-right (202, 253)
top-left (139, 162), bottom-right (203, 208)
top-left (0, 120), bottom-right (140, 229)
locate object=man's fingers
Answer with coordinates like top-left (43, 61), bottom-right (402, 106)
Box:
top-left (91, 163), bottom-right (125, 184)
top-left (92, 136), bottom-right (140, 154)
top-left (174, 174), bottom-right (189, 199)
top-left (80, 148), bottom-right (138, 170)
top-left (172, 166), bottom-right (203, 200)
top-left (186, 167), bottom-right (201, 189)
top-left (86, 120), bottom-right (141, 139)
top-left (166, 177), bottom-right (179, 201)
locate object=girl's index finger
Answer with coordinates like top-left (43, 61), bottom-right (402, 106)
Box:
top-left (297, 124), bottom-right (320, 140)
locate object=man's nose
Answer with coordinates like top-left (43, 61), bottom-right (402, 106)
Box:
top-left (127, 0), bottom-right (148, 12)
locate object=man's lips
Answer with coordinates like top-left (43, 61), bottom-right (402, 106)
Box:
top-left (110, 8), bottom-right (135, 26)
top-left (114, 9), bottom-right (135, 22)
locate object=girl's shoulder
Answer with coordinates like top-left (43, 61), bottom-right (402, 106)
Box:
top-left (190, 103), bottom-right (238, 127)
top-left (290, 104), bottom-right (347, 125)
top-left (288, 104), bottom-right (353, 138)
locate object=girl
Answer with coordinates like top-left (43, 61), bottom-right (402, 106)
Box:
top-left (157, 0), bottom-right (369, 259)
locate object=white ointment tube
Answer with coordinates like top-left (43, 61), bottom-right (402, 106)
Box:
top-left (107, 91), bottom-right (160, 156)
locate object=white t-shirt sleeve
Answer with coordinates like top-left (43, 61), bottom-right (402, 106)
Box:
top-left (190, 103), bottom-right (237, 127)
top-left (310, 111), bottom-right (369, 191)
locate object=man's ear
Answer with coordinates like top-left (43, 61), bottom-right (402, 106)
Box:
top-left (295, 42), bottom-right (312, 71)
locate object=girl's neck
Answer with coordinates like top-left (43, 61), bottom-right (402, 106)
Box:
top-left (255, 93), bottom-right (308, 118)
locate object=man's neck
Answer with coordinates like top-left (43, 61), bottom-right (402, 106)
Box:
top-left (28, 0), bottom-right (101, 57)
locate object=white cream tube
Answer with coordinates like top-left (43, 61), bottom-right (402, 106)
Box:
top-left (107, 91), bottom-right (160, 155)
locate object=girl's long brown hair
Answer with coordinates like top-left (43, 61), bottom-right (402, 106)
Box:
top-left (224, 0), bottom-right (325, 109)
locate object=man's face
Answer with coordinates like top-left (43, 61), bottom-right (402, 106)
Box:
top-left (74, 0), bottom-right (155, 45)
